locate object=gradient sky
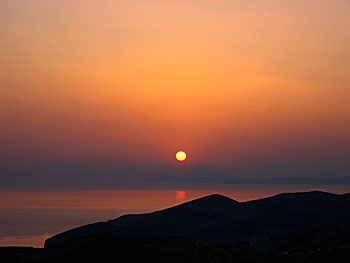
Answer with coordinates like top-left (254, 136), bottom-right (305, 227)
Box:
top-left (1, 0), bottom-right (350, 190)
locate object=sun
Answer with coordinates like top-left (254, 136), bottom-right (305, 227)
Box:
top-left (175, 151), bottom-right (187, 162)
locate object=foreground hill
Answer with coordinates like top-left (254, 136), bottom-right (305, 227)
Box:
top-left (45, 191), bottom-right (350, 250)
top-left (2, 226), bottom-right (350, 263)
top-left (2, 191), bottom-right (350, 262)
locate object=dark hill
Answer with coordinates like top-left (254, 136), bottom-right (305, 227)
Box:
top-left (109, 194), bottom-right (238, 227)
top-left (274, 224), bottom-right (350, 263)
top-left (2, 235), bottom-right (268, 263)
top-left (3, 227), bottom-right (350, 263)
top-left (45, 191), bottom-right (350, 250)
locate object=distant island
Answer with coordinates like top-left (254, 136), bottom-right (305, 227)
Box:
top-left (2, 191), bottom-right (350, 262)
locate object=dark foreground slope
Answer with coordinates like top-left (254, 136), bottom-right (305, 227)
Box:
top-left (2, 191), bottom-right (350, 263)
top-left (1, 236), bottom-right (249, 263)
top-left (45, 191), bottom-right (350, 249)
top-left (45, 194), bottom-right (239, 247)
top-left (2, 225), bottom-right (350, 263)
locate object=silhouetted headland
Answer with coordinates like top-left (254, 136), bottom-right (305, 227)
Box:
top-left (2, 191), bottom-right (350, 262)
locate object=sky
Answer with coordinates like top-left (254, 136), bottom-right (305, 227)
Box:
top-left (1, 0), bottom-right (350, 191)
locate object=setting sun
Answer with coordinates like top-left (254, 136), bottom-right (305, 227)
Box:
top-left (1, 0), bottom-right (349, 254)
top-left (175, 151), bottom-right (187, 162)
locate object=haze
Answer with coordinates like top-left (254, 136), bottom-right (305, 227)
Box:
top-left (0, 0), bottom-right (349, 247)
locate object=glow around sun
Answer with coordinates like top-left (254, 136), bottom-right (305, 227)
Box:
top-left (175, 151), bottom-right (187, 162)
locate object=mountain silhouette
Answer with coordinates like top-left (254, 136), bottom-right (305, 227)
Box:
top-left (45, 191), bottom-right (350, 250)
top-left (2, 191), bottom-right (350, 263)
top-left (110, 194), bottom-right (238, 226)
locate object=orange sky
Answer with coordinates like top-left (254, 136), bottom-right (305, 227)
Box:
top-left (1, 1), bottom-right (349, 248)
top-left (1, 0), bottom-right (350, 189)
